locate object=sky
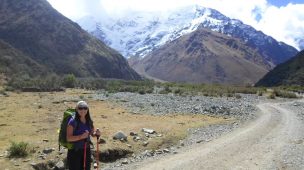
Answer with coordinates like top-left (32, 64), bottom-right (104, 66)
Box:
top-left (47, 0), bottom-right (304, 50)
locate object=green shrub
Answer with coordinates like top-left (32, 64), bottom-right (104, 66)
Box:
top-left (8, 141), bottom-right (29, 158)
top-left (174, 88), bottom-right (184, 95)
top-left (235, 94), bottom-right (242, 99)
top-left (267, 92), bottom-right (276, 99)
top-left (145, 88), bottom-right (153, 94)
top-left (63, 74), bottom-right (76, 88)
top-left (7, 74), bottom-right (63, 92)
top-left (274, 90), bottom-right (297, 98)
top-left (0, 89), bottom-right (7, 96)
top-left (226, 93), bottom-right (233, 97)
top-left (138, 89), bottom-right (146, 95)
top-left (257, 91), bottom-right (263, 96)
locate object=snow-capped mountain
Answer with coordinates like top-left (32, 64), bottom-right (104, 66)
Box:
top-left (77, 5), bottom-right (297, 64)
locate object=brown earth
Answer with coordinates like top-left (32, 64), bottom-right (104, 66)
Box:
top-left (130, 28), bottom-right (269, 85)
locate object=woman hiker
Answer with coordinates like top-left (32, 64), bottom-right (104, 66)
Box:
top-left (66, 101), bottom-right (101, 170)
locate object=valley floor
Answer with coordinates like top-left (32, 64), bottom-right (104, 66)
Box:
top-left (0, 89), bottom-right (302, 170)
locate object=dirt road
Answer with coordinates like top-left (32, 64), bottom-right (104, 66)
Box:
top-left (131, 100), bottom-right (304, 170)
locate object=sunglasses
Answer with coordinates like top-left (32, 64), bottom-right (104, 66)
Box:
top-left (78, 107), bottom-right (88, 110)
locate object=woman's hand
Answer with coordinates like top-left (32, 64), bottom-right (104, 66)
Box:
top-left (80, 130), bottom-right (90, 140)
top-left (94, 128), bottom-right (101, 137)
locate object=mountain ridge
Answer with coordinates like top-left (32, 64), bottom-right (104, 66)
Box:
top-left (0, 0), bottom-right (140, 80)
top-left (130, 28), bottom-right (269, 85)
top-left (78, 5), bottom-right (298, 67)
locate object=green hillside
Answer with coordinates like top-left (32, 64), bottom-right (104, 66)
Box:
top-left (256, 50), bottom-right (304, 86)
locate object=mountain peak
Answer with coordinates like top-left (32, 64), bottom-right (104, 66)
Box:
top-left (78, 4), bottom-right (297, 64)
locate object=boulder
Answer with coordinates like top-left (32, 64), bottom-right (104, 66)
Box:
top-left (113, 131), bottom-right (127, 141)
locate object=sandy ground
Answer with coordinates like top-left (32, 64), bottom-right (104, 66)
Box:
top-left (125, 100), bottom-right (304, 170)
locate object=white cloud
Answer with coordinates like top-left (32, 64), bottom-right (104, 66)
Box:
top-left (255, 4), bottom-right (304, 49)
top-left (193, 0), bottom-right (304, 49)
top-left (47, 0), bottom-right (87, 19)
top-left (46, 0), bottom-right (304, 49)
top-left (196, 0), bottom-right (268, 26)
top-left (47, 0), bottom-right (106, 20)
top-left (100, 0), bottom-right (192, 12)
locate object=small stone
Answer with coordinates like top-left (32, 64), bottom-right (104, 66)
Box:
top-left (38, 154), bottom-right (47, 160)
top-left (196, 140), bottom-right (204, 143)
top-left (133, 136), bottom-right (141, 141)
top-left (143, 150), bottom-right (152, 157)
top-left (130, 132), bottom-right (137, 136)
top-left (54, 161), bottom-right (65, 170)
top-left (31, 162), bottom-right (48, 169)
top-left (121, 159), bottom-right (128, 164)
top-left (126, 144), bottom-right (132, 148)
top-left (143, 141), bottom-right (149, 146)
top-left (163, 149), bottom-right (170, 153)
top-left (142, 128), bottom-right (156, 134)
top-left (43, 148), bottom-right (54, 154)
top-left (155, 150), bottom-right (163, 154)
top-left (156, 134), bottom-right (162, 137)
top-left (42, 139), bottom-right (49, 142)
top-left (23, 159), bottom-right (31, 162)
top-left (173, 151), bottom-right (178, 154)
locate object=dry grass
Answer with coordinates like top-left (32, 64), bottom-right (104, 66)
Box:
top-left (0, 89), bottom-right (230, 169)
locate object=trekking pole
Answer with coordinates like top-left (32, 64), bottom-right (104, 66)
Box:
top-left (95, 128), bottom-right (100, 169)
top-left (84, 139), bottom-right (87, 170)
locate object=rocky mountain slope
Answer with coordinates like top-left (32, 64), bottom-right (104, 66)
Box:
top-left (0, 40), bottom-right (47, 78)
top-left (256, 50), bottom-right (304, 86)
top-left (0, 0), bottom-right (140, 80)
top-left (130, 28), bottom-right (269, 85)
top-left (78, 5), bottom-right (298, 84)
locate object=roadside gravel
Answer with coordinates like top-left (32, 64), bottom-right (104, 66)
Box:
top-left (94, 92), bottom-right (264, 120)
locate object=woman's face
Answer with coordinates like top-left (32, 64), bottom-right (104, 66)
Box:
top-left (77, 106), bottom-right (88, 117)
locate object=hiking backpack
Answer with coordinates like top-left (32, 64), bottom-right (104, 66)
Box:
top-left (58, 108), bottom-right (77, 150)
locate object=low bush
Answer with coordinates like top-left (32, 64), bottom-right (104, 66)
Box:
top-left (8, 141), bottom-right (29, 158)
top-left (274, 90), bottom-right (297, 98)
top-left (257, 91), bottom-right (263, 96)
top-left (267, 92), bottom-right (276, 99)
